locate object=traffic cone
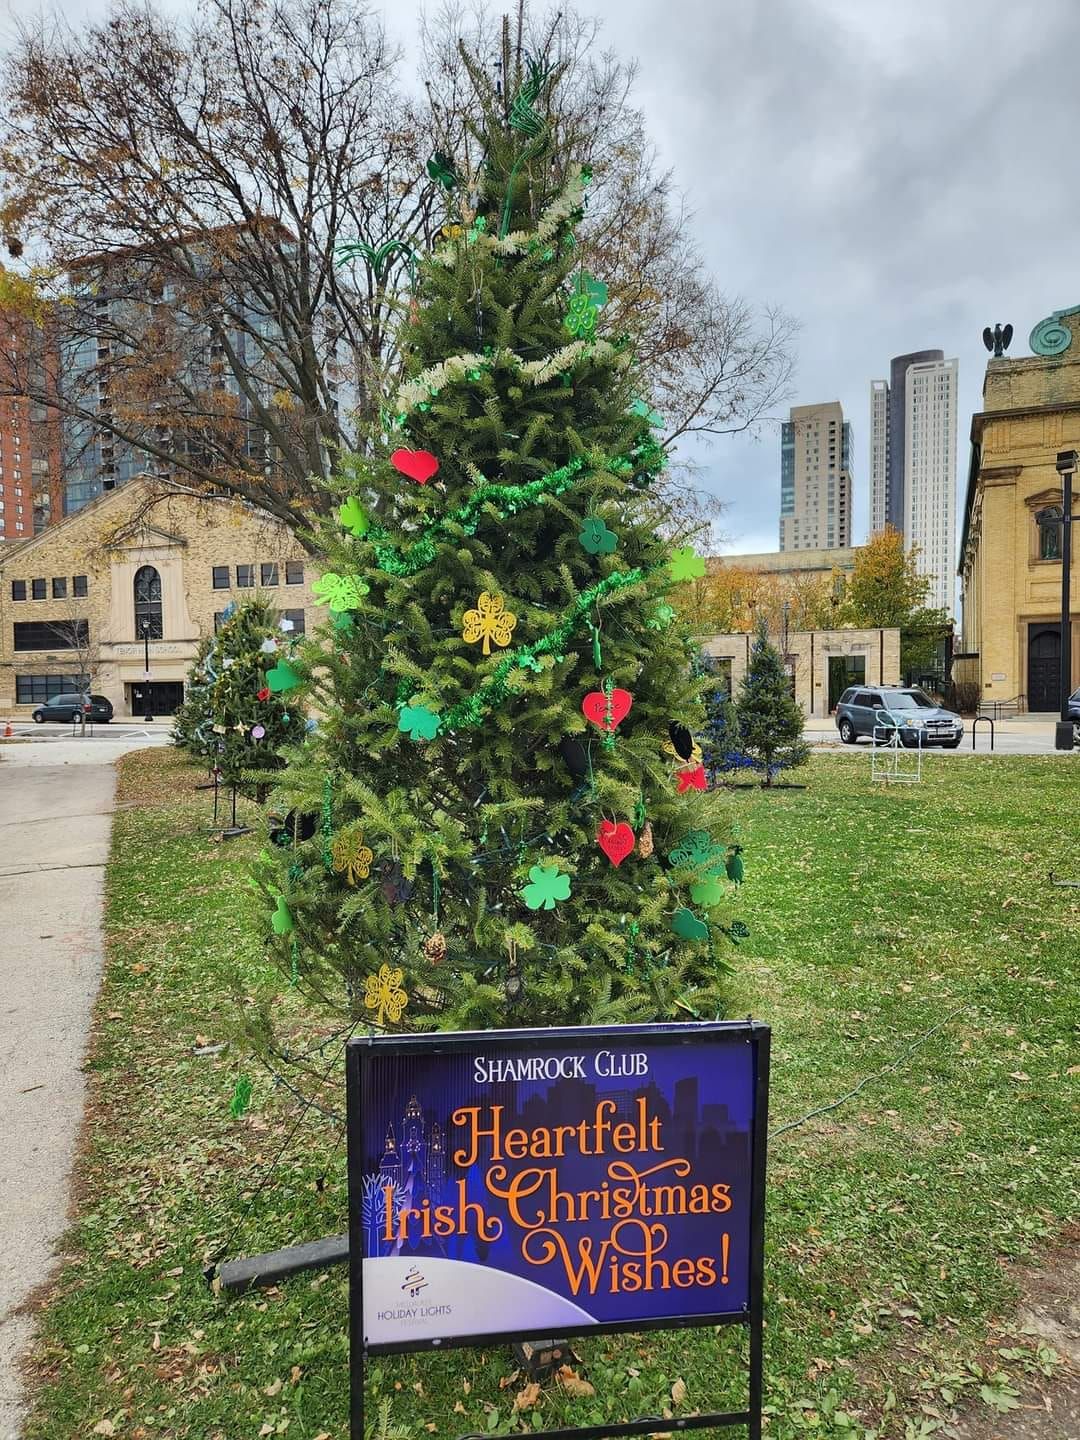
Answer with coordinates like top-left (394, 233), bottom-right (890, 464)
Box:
top-left (3, 722), bottom-right (12, 737)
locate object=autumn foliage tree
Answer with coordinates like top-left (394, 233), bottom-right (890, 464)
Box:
top-left (840, 527), bottom-right (951, 677)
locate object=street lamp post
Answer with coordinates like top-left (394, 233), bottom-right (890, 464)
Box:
top-left (1054, 449), bottom-right (1076, 751)
top-left (141, 620), bottom-right (155, 723)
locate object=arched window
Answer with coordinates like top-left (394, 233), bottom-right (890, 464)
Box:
top-left (1036, 506), bottom-right (1063, 562)
top-left (134, 565), bottom-right (163, 639)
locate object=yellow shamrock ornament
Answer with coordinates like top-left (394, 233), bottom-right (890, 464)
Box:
top-left (364, 964), bottom-right (408, 1026)
top-left (462, 591), bottom-right (517, 655)
top-left (331, 829), bottom-right (374, 885)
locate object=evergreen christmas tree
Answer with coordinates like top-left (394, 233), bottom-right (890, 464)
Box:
top-left (254, 59), bottom-right (743, 1050)
top-left (699, 665), bottom-right (753, 782)
top-left (172, 632), bottom-right (216, 758)
top-left (734, 624), bottom-right (809, 785)
top-left (196, 598), bottom-right (307, 799)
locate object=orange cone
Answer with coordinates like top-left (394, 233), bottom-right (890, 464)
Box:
top-left (3, 722), bottom-right (12, 737)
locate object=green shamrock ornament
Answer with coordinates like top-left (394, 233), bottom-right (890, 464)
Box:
top-left (271, 894), bottom-right (294, 935)
top-left (332, 610), bottom-right (355, 633)
top-left (668, 829), bottom-right (723, 869)
top-left (564, 291), bottom-right (598, 338)
top-left (647, 603), bottom-right (677, 631)
top-left (671, 908), bottom-right (710, 941)
top-left (578, 516), bottom-right (618, 555)
top-left (229, 1076), bottom-right (253, 1119)
top-left (669, 547), bottom-right (706, 583)
top-left (339, 497), bottom-right (370, 537)
top-left (581, 272), bottom-right (609, 309)
top-left (726, 846), bottom-right (745, 885)
top-left (690, 874), bottom-right (727, 909)
top-left (630, 398), bottom-right (664, 427)
top-left (312, 572), bottom-right (370, 612)
top-left (265, 658), bottom-right (303, 693)
top-left (521, 863), bottom-right (572, 911)
top-left (398, 705), bottom-right (442, 741)
top-left (426, 151), bottom-right (458, 190)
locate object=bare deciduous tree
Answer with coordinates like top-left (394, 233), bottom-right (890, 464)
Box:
top-left (0, 0), bottom-right (794, 545)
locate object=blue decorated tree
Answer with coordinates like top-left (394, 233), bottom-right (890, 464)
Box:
top-left (252, 60), bottom-right (743, 1049)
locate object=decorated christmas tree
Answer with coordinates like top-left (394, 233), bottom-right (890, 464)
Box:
top-left (195, 598), bottom-right (307, 799)
top-left (172, 633), bottom-right (216, 759)
top-left (734, 624), bottom-right (809, 785)
top-left (253, 59), bottom-right (744, 1048)
top-left (699, 663), bottom-right (754, 782)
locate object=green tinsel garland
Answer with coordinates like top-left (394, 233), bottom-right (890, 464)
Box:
top-left (367, 454), bottom-right (630, 578)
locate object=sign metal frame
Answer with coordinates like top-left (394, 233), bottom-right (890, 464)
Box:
top-left (347, 1019), bottom-right (770, 1440)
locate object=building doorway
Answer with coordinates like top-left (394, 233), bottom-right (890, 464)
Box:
top-left (128, 681), bottom-right (185, 716)
top-left (1027, 625), bottom-right (1061, 711)
top-left (828, 654), bottom-right (865, 712)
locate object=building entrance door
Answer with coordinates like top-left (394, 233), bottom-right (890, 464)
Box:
top-left (129, 681), bottom-right (185, 716)
top-left (1027, 625), bottom-right (1061, 712)
top-left (828, 654), bottom-right (865, 712)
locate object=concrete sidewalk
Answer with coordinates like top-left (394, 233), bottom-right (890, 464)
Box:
top-left (805, 713), bottom-right (1075, 756)
top-left (0, 751), bottom-right (117, 1438)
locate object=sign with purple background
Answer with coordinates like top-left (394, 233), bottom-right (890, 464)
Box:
top-left (347, 1021), bottom-right (769, 1355)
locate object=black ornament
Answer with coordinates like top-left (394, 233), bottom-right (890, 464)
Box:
top-left (269, 809), bottom-right (318, 846)
top-left (558, 736), bottom-right (588, 781)
top-left (669, 721), bottom-right (695, 762)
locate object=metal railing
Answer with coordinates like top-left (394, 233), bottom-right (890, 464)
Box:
top-left (977, 694), bottom-right (1026, 720)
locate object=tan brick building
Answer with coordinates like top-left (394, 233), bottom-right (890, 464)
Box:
top-left (700, 627), bottom-right (901, 718)
top-left (0, 478), bottom-right (316, 718)
top-left (960, 337), bottom-right (1080, 709)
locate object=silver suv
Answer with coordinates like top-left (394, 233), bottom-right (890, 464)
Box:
top-left (835, 686), bottom-right (964, 748)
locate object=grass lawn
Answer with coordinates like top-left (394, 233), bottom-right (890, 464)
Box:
top-left (23, 746), bottom-right (1079, 1440)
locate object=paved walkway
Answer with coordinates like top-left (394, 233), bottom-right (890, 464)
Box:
top-left (0, 732), bottom-right (164, 1438)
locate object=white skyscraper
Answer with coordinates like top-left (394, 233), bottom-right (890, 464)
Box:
top-left (904, 357), bottom-right (958, 613)
top-left (869, 380), bottom-right (888, 534)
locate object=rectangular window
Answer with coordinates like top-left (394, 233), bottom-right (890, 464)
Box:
top-left (16, 674), bottom-right (81, 704)
top-left (260, 561), bottom-right (279, 587)
top-left (13, 619), bottom-right (89, 651)
top-left (212, 566), bottom-right (230, 590)
top-left (281, 608), bottom-right (306, 636)
top-left (11, 579), bottom-right (26, 601)
top-left (52, 577), bottom-right (68, 599)
top-left (72, 575), bottom-right (88, 597)
top-left (31, 578), bottom-right (46, 600)
top-left (236, 564), bottom-right (254, 588)
top-left (285, 561), bottom-right (304, 585)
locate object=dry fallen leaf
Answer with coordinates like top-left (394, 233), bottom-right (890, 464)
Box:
top-left (290, 1365), bottom-right (302, 1385)
top-left (557, 1365), bottom-right (595, 1398)
top-left (453, 1401), bottom-right (467, 1415)
top-left (671, 1378), bottom-right (688, 1406)
top-left (498, 1370), bottom-right (520, 1390)
top-left (263, 1377), bottom-right (283, 1396)
top-left (92, 1423), bottom-right (116, 1438)
top-left (515, 1381), bottom-right (542, 1412)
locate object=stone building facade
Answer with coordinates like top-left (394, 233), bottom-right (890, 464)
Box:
top-left (959, 323), bottom-right (1080, 710)
top-left (0, 478), bottom-right (316, 718)
top-left (700, 627), bottom-right (901, 718)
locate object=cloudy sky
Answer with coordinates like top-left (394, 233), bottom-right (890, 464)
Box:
top-left (4, 0), bottom-right (1079, 555)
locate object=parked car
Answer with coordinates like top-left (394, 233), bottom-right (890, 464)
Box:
top-left (1069, 686), bottom-right (1080, 724)
top-left (834, 686), bottom-right (963, 748)
top-left (31, 692), bottom-right (113, 724)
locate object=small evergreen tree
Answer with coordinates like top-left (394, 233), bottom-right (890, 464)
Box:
top-left (700, 670), bottom-right (752, 781)
top-left (735, 624), bottom-right (809, 786)
top-left (253, 58), bottom-right (744, 1056)
top-left (172, 633), bottom-right (215, 758)
top-left (200, 598), bottom-right (307, 798)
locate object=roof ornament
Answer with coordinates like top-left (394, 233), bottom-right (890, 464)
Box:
top-left (1029, 305), bottom-right (1080, 356)
top-left (982, 323), bottom-right (1013, 357)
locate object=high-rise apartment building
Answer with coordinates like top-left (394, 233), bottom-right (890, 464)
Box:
top-left (869, 350), bottom-right (957, 612)
top-left (779, 401), bottom-right (852, 552)
top-left (0, 309), bottom-right (63, 539)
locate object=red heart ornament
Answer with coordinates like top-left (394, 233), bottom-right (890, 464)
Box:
top-left (391, 448), bottom-right (439, 484)
top-left (676, 764), bottom-right (708, 794)
top-left (598, 820), bottom-right (635, 866)
top-left (582, 688), bottom-right (633, 731)
top-left (257, 687), bottom-right (271, 702)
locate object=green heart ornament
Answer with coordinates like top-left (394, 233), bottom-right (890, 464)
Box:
top-left (271, 895), bottom-right (293, 935)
